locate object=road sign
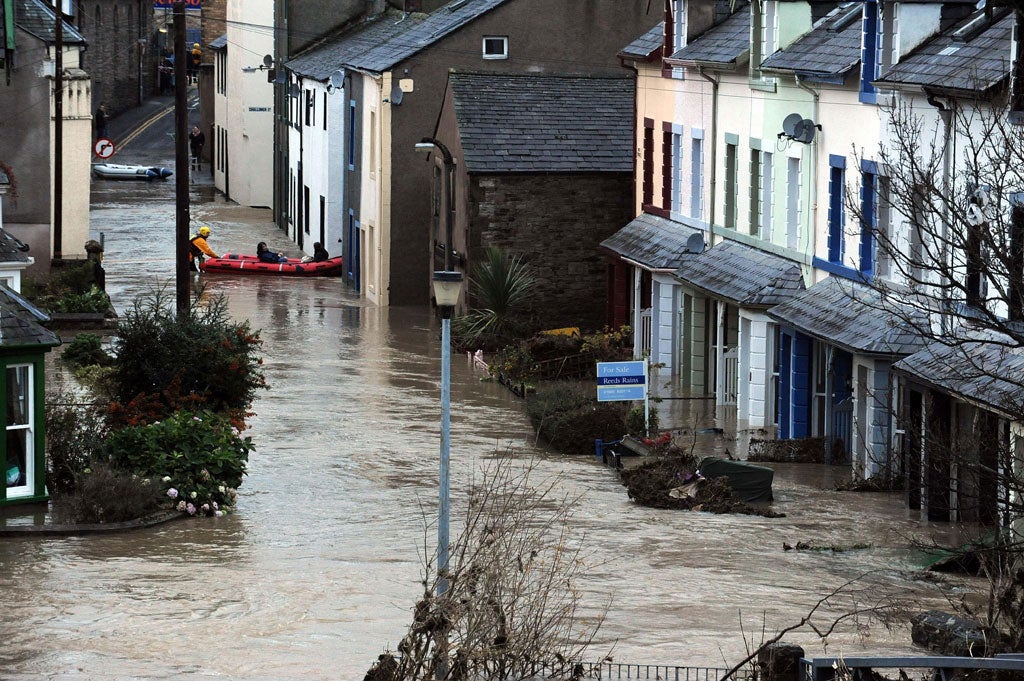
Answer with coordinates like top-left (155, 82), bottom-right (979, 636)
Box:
top-left (597, 360), bottom-right (646, 402)
top-left (94, 138), bottom-right (115, 159)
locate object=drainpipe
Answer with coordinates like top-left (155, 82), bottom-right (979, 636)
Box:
top-left (926, 90), bottom-right (953, 334)
top-left (699, 67), bottom-right (718, 247)
top-left (796, 75), bottom-right (819, 269)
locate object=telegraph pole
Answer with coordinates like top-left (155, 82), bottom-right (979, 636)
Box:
top-left (173, 0), bottom-right (190, 314)
top-left (53, 0), bottom-right (63, 259)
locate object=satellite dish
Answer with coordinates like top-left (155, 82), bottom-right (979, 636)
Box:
top-left (262, 54), bottom-right (273, 68)
top-left (685, 232), bottom-right (705, 254)
top-left (793, 118), bottom-right (818, 144)
top-left (782, 113), bottom-right (803, 138)
top-left (389, 85), bottom-right (404, 105)
top-left (329, 70), bottom-right (345, 90)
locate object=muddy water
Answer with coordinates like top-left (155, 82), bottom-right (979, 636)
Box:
top-left (0, 159), bottom-right (985, 679)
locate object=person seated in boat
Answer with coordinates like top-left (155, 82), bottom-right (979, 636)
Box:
top-left (312, 242), bottom-right (330, 262)
top-left (257, 241), bottom-right (288, 264)
top-left (189, 226), bottom-right (218, 272)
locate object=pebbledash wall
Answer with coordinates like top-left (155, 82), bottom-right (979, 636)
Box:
top-left (469, 172), bottom-right (632, 332)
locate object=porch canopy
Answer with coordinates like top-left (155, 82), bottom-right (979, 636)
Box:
top-left (671, 239), bottom-right (803, 307)
top-left (0, 284), bottom-right (59, 347)
top-left (894, 331), bottom-right (1024, 420)
top-left (766, 277), bottom-right (925, 356)
top-left (600, 212), bottom-right (704, 273)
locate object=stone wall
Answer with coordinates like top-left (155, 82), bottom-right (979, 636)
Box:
top-left (200, 0), bottom-right (225, 63)
top-left (75, 0), bottom-right (155, 115)
top-left (469, 172), bottom-right (632, 332)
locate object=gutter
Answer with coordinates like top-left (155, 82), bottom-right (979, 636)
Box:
top-left (795, 74), bottom-right (820, 272)
top-left (699, 67), bottom-right (719, 247)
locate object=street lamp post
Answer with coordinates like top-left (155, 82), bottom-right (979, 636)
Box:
top-left (431, 270), bottom-right (463, 600)
top-left (414, 137), bottom-right (455, 272)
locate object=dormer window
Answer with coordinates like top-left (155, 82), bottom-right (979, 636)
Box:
top-left (762, 0), bottom-right (778, 58)
top-left (673, 0), bottom-right (686, 52)
top-left (859, 0), bottom-right (881, 103)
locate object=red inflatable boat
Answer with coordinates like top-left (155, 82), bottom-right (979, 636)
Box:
top-left (201, 253), bottom-right (344, 277)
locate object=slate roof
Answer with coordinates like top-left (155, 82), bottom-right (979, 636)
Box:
top-left (875, 7), bottom-right (1013, 94)
top-left (286, 0), bottom-right (511, 80)
top-left (672, 239), bottom-right (804, 306)
top-left (0, 228), bottom-right (31, 264)
top-left (760, 3), bottom-right (862, 79)
top-left (619, 21), bottom-right (664, 61)
top-left (766, 276), bottom-right (926, 356)
top-left (600, 212), bottom-right (705, 272)
top-left (209, 33), bottom-right (227, 51)
top-left (449, 72), bottom-right (634, 174)
top-left (894, 333), bottom-right (1024, 417)
top-left (666, 4), bottom-right (750, 68)
top-left (16, 0), bottom-right (86, 45)
top-left (0, 284), bottom-right (59, 349)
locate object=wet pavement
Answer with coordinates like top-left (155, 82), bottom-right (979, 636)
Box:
top-left (0, 99), bottom-right (989, 679)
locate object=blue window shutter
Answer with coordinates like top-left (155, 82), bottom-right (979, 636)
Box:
top-left (791, 333), bottom-right (811, 438)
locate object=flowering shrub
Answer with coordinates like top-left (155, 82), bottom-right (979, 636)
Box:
top-left (101, 409), bottom-right (251, 515)
top-left (642, 431), bottom-right (673, 454)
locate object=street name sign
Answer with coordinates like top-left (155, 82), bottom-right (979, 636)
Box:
top-left (597, 360), bottom-right (646, 402)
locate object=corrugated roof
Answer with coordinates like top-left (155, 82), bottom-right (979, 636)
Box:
top-left (0, 228), bottom-right (31, 264)
top-left (666, 4), bottom-right (750, 67)
top-left (766, 276), bottom-right (926, 356)
top-left (672, 239), bottom-right (803, 306)
top-left (0, 284), bottom-right (59, 348)
top-left (16, 0), bottom-right (86, 45)
top-left (286, 0), bottom-right (511, 80)
top-left (619, 21), bottom-right (664, 61)
top-left (761, 3), bottom-right (861, 78)
top-left (450, 71), bottom-right (634, 174)
top-left (894, 333), bottom-right (1024, 417)
top-left (209, 33), bottom-right (227, 50)
top-left (875, 7), bottom-right (1013, 93)
top-left (600, 212), bottom-right (705, 271)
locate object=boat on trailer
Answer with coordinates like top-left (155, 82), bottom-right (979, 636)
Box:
top-left (200, 253), bottom-right (344, 277)
top-left (93, 163), bottom-right (173, 180)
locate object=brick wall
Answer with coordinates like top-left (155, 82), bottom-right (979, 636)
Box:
top-left (469, 173), bottom-right (632, 332)
top-left (200, 0), bottom-right (224, 63)
top-left (74, 0), bottom-right (155, 116)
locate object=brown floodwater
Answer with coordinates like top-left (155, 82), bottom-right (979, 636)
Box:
top-left (0, 155), bottom-right (987, 679)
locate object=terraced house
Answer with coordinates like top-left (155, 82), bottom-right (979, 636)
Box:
top-left (612, 0), bottom-right (1024, 524)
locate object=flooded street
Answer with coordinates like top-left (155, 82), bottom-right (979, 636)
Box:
top-left (0, 142), bottom-right (985, 678)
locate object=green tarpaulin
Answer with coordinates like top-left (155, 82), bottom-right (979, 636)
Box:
top-left (698, 457), bottom-right (774, 503)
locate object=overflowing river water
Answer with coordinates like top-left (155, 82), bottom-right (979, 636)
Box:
top-left (0, 150), bottom-right (985, 679)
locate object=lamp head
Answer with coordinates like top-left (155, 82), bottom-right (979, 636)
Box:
top-left (432, 270), bottom-right (464, 314)
top-left (414, 142), bottom-right (435, 154)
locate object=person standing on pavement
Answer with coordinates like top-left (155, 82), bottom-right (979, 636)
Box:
top-left (189, 126), bottom-right (206, 172)
top-left (188, 225), bottom-right (218, 272)
top-left (95, 103), bottom-right (109, 140)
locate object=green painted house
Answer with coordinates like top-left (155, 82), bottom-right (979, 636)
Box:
top-left (0, 283), bottom-right (60, 506)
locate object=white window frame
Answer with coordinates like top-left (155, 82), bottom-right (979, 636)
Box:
top-left (5, 363), bottom-right (34, 499)
top-left (760, 151), bottom-right (774, 241)
top-left (786, 156), bottom-right (801, 250)
top-left (672, 132), bottom-right (683, 213)
top-left (690, 135), bottom-right (704, 220)
top-left (482, 36), bottom-right (508, 60)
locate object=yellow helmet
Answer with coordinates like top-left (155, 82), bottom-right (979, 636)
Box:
top-left (198, 226), bottom-right (211, 237)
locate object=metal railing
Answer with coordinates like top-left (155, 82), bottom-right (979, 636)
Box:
top-left (531, 661), bottom-right (752, 680)
top-left (722, 346), bottom-right (738, 405)
top-left (801, 655), bottom-right (1024, 681)
top-left (640, 308), bottom-right (652, 356)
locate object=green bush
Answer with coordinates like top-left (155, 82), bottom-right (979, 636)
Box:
top-left (101, 409), bottom-right (252, 515)
top-left (626, 405), bottom-right (659, 438)
top-left (44, 285), bottom-right (110, 313)
top-left (51, 464), bottom-right (164, 524)
top-left (61, 333), bottom-right (114, 370)
top-left (45, 386), bottom-right (109, 497)
top-left (524, 382), bottom-right (629, 456)
top-left (111, 290), bottom-right (266, 419)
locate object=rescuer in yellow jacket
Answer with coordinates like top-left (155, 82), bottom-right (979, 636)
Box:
top-left (189, 225), bottom-right (218, 272)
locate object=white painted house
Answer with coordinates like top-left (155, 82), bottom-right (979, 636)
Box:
top-left (211, 0), bottom-right (275, 209)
